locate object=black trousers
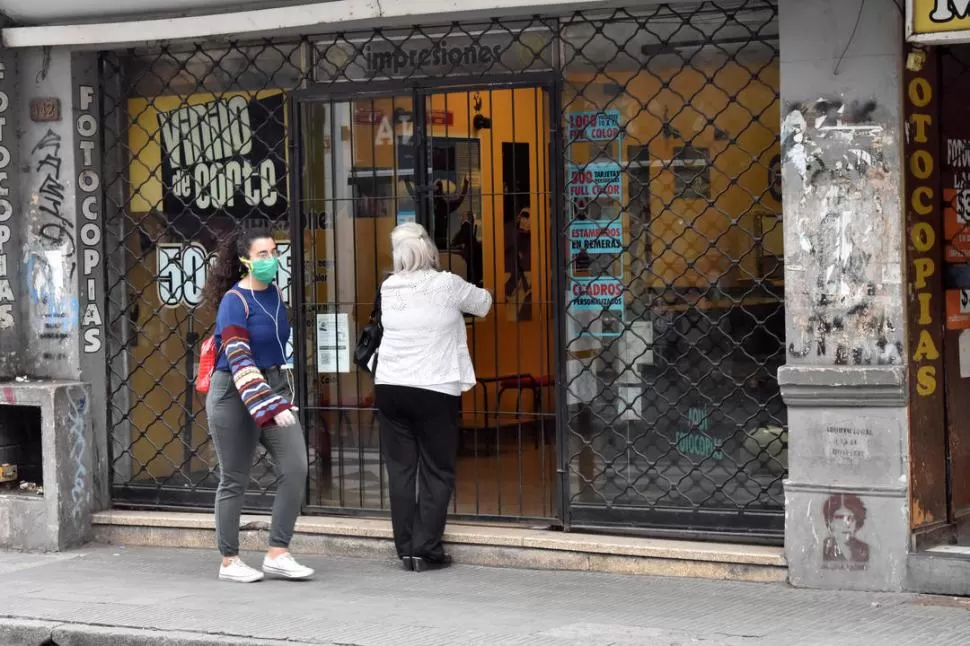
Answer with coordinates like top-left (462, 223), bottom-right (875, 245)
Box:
top-left (375, 384), bottom-right (460, 561)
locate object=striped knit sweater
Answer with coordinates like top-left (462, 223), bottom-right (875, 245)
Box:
top-left (221, 325), bottom-right (292, 426)
top-left (215, 285), bottom-right (292, 427)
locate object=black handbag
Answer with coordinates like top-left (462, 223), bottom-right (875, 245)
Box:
top-left (354, 284), bottom-right (383, 374)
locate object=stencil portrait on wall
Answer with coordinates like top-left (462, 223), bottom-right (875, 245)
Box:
top-left (821, 493), bottom-right (870, 570)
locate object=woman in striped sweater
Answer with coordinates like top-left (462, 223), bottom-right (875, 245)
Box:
top-left (202, 228), bottom-right (312, 583)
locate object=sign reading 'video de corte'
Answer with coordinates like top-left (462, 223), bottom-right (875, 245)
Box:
top-left (157, 92), bottom-right (287, 220)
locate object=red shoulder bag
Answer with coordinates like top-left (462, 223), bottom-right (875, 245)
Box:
top-left (196, 290), bottom-right (249, 395)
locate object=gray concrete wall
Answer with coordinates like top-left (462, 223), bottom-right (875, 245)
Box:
top-left (0, 46), bottom-right (110, 549)
top-left (778, 0), bottom-right (909, 592)
top-left (782, 0), bottom-right (904, 367)
top-left (19, 47), bottom-right (82, 380)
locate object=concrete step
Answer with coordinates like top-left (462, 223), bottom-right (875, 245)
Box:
top-left (92, 510), bottom-right (787, 583)
top-left (908, 546), bottom-right (970, 596)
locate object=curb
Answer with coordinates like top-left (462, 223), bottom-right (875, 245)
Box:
top-left (0, 619), bottom-right (328, 646)
top-left (0, 619), bottom-right (59, 646)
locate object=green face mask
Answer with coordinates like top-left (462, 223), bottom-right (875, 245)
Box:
top-left (243, 257), bottom-right (279, 284)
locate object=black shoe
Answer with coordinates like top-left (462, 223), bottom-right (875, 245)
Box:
top-left (412, 554), bottom-right (452, 572)
top-left (400, 556), bottom-right (414, 571)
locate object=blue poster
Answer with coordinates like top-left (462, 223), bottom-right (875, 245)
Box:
top-left (568, 220), bottom-right (623, 254)
top-left (569, 278), bottom-right (624, 311)
top-left (567, 162), bottom-right (623, 200)
top-left (568, 219), bottom-right (623, 280)
top-left (568, 277), bottom-right (624, 337)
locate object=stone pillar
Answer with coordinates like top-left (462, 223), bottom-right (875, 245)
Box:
top-left (0, 47), bottom-right (109, 550)
top-left (778, 0), bottom-right (909, 591)
top-left (20, 48), bottom-right (82, 378)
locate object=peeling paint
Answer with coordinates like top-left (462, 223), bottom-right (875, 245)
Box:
top-left (783, 97), bottom-right (903, 366)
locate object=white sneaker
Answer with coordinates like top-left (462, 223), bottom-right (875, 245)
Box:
top-left (219, 557), bottom-right (265, 583)
top-left (262, 552), bottom-right (315, 580)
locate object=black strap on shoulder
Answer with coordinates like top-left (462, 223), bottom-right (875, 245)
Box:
top-left (369, 288), bottom-right (382, 324)
top-left (369, 273), bottom-right (392, 324)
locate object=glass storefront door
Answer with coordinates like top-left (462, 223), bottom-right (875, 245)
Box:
top-left (292, 82), bottom-right (558, 521)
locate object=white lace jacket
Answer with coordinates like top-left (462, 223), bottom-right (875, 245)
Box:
top-left (374, 270), bottom-right (493, 394)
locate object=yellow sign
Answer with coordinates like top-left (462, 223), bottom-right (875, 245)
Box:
top-left (909, 0), bottom-right (970, 42)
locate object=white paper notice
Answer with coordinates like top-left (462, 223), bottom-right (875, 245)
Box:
top-left (45, 251), bottom-right (65, 289)
top-left (316, 313), bottom-right (351, 373)
top-left (960, 329), bottom-right (970, 378)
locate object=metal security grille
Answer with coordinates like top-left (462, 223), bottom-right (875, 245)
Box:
top-left (101, 1), bottom-right (786, 536)
top-left (558, 3), bottom-right (785, 535)
top-left (101, 41), bottom-right (308, 508)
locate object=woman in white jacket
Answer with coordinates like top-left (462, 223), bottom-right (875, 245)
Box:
top-left (374, 222), bottom-right (493, 572)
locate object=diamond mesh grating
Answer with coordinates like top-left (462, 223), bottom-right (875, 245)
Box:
top-left (101, 1), bottom-right (786, 534)
top-left (557, 3), bottom-right (785, 531)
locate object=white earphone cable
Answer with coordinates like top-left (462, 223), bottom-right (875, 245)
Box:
top-left (249, 285), bottom-right (296, 398)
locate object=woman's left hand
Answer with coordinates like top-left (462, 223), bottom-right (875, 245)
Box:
top-left (274, 409), bottom-right (297, 427)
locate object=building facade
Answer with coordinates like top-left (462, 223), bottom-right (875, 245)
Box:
top-left (3, 0), bottom-right (965, 594)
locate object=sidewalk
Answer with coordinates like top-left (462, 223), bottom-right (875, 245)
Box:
top-left (1, 545), bottom-right (968, 646)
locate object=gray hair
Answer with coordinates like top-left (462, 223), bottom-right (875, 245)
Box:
top-left (391, 222), bottom-right (439, 273)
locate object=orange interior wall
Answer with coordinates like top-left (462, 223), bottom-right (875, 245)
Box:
top-left (565, 60), bottom-right (781, 292)
top-left (340, 88), bottom-right (554, 414)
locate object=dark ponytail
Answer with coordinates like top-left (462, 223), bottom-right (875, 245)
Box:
top-left (202, 227), bottom-right (274, 312)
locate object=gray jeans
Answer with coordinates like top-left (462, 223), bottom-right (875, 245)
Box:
top-left (205, 368), bottom-right (307, 557)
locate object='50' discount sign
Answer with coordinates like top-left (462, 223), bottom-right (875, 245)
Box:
top-left (157, 241), bottom-right (291, 308)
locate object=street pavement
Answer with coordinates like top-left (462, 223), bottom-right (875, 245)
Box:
top-left (0, 545), bottom-right (969, 645)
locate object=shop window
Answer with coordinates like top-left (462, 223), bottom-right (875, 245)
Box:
top-left (672, 145), bottom-right (710, 200)
top-left (560, 5), bottom-right (785, 534)
top-left (626, 144), bottom-right (651, 202)
top-left (626, 144), bottom-right (652, 264)
top-left (348, 175), bottom-right (395, 219)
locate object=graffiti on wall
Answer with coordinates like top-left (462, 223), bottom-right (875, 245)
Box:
top-left (0, 61), bottom-right (13, 330)
top-left (31, 129), bottom-right (76, 274)
top-left (65, 385), bottom-right (90, 524)
top-left (77, 85), bottom-right (103, 354)
top-left (821, 493), bottom-right (870, 570)
top-left (27, 123), bottom-right (79, 359)
top-left (782, 98), bottom-right (903, 365)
